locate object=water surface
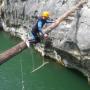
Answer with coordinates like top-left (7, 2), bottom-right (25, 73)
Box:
top-left (0, 31), bottom-right (90, 90)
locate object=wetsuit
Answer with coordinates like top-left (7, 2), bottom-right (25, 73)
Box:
top-left (31, 17), bottom-right (53, 43)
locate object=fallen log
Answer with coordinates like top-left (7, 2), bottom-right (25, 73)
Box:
top-left (0, 41), bottom-right (27, 64)
top-left (0, 0), bottom-right (86, 64)
top-left (44, 0), bottom-right (86, 33)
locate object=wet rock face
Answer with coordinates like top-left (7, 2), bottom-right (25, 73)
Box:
top-left (2, 0), bottom-right (90, 82)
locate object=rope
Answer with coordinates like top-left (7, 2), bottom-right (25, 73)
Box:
top-left (31, 56), bottom-right (49, 73)
top-left (19, 56), bottom-right (25, 90)
top-left (31, 42), bottom-right (49, 73)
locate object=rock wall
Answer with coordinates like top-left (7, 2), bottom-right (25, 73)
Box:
top-left (1, 0), bottom-right (90, 82)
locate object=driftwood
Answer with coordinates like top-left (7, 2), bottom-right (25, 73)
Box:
top-left (0, 0), bottom-right (86, 64)
top-left (0, 41), bottom-right (27, 64)
top-left (44, 0), bottom-right (86, 33)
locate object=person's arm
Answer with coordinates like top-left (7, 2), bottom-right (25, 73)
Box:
top-left (46, 19), bottom-right (55, 23)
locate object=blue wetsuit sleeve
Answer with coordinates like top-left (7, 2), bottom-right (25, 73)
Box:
top-left (46, 20), bottom-right (54, 23)
top-left (38, 21), bottom-right (44, 35)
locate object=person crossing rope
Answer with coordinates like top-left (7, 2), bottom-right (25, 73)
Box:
top-left (30, 11), bottom-right (54, 44)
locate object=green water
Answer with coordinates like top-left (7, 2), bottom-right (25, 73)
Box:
top-left (0, 31), bottom-right (90, 90)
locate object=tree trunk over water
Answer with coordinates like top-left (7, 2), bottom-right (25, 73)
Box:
top-left (0, 41), bottom-right (27, 64)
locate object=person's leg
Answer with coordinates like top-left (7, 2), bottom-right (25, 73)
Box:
top-left (29, 31), bottom-right (39, 44)
top-left (36, 33), bottom-right (41, 43)
top-left (31, 31), bottom-right (35, 40)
